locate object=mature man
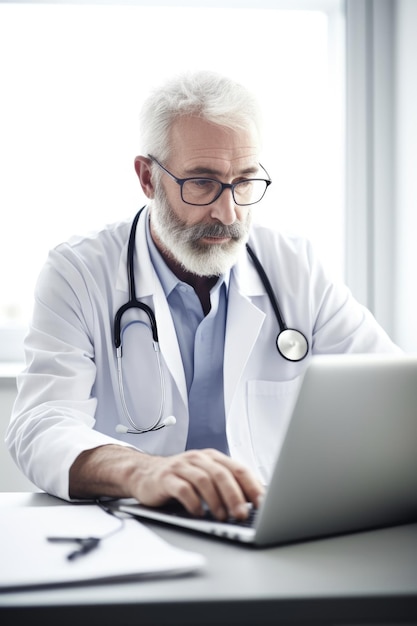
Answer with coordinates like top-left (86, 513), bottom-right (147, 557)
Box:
top-left (6, 71), bottom-right (400, 521)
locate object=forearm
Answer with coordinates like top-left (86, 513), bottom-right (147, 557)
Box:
top-left (69, 444), bottom-right (155, 500)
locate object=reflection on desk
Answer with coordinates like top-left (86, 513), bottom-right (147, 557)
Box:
top-left (0, 492), bottom-right (416, 626)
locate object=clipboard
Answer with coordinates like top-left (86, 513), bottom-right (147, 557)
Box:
top-left (0, 504), bottom-right (205, 590)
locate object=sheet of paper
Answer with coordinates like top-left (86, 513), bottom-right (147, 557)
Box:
top-left (0, 504), bottom-right (206, 590)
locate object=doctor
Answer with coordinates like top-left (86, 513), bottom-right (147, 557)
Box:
top-left (6, 71), bottom-right (400, 521)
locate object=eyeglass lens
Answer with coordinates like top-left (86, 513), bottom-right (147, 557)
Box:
top-left (182, 179), bottom-right (268, 206)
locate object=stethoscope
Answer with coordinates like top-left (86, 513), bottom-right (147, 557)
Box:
top-left (114, 207), bottom-right (309, 435)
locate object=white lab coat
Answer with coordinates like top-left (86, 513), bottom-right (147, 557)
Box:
top-left (6, 208), bottom-right (400, 499)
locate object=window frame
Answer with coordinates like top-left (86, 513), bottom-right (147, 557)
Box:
top-left (345, 0), bottom-right (396, 336)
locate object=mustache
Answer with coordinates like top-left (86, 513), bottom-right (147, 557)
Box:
top-left (180, 221), bottom-right (247, 243)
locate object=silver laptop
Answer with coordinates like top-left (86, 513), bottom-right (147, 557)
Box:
top-left (117, 353), bottom-right (417, 546)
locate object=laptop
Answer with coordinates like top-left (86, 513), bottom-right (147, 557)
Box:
top-left (117, 353), bottom-right (417, 547)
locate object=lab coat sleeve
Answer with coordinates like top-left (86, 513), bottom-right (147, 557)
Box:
top-left (305, 240), bottom-right (400, 354)
top-left (5, 246), bottom-right (132, 501)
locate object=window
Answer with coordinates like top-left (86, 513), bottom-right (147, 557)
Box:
top-left (0, 0), bottom-right (345, 361)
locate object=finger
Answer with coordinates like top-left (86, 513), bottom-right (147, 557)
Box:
top-left (204, 449), bottom-right (266, 510)
top-left (201, 458), bottom-right (253, 520)
top-left (135, 453), bottom-right (226, 518)
top-left (136, 468), bottom-right (205, 516)
top-left (167, 456), bottom-right (229, 520)
top-left (175, 450), bottom-right (252, 520)
top-left (159, 473), bottom-right (206, 516)
top-left (134, 450), bottom-right (264, 521)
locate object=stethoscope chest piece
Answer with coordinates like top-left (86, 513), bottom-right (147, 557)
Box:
top-left (276, 328), bottom-right (309, 362)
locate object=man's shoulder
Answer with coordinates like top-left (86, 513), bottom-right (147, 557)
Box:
top-left (54, 217), bottom-right (132, 260)
top-left (249, 221), bottom-right (312, 257)
top-left (40, 217), bottom-right (135, 288)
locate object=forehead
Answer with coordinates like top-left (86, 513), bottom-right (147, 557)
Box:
top-left (168, 116), bottom-right (260, 173)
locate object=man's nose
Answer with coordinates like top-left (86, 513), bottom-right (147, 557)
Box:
top-left (209, 187), bottom-right (237, 225)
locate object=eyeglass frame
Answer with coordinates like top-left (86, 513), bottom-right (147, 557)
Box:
top-left (148, 154), bottom-right (272, 207)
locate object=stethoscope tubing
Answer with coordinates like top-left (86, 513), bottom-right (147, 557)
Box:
top-left (246, 243), bottom-right (309, 362)
top-left (246, 243), bottom-right (287, 331)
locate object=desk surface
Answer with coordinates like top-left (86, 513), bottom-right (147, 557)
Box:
top-left (0, 492), bottom-right (416, 626)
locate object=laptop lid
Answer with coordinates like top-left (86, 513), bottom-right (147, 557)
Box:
top-left (118, 353), bottom-right (417, 546)
top-left (254, 353), bottom-right (417, 545)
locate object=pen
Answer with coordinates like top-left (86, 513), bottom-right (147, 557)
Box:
top-left (47, 501), bottom-right (125, 561)
top-left (47, 536), bottom-right (100, 561)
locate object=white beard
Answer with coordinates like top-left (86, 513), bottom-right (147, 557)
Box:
top-left (149, 186), bottom-right (252, 277)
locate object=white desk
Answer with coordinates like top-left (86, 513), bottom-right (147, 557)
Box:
top-left (0, 492), bottom-right (416, 625)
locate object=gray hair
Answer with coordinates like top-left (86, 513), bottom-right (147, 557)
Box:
top-left (139, 70), bottom-right (263, 162)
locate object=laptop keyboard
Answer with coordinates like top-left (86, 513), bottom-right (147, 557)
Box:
top-left (172, 501), bottom-right (258, 528)
top-left (223, 507), bottom-right (258, 528)
top-left (153, 500), bottom-right (256, 526)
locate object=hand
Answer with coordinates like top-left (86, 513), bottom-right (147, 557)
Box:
top-left (127, 448), bottom-right (264, 521)
top-left (70, 445), bottom-right (265, 521)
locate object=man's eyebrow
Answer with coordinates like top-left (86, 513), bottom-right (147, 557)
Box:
top-left (184, 165), bottom-right (260, 177)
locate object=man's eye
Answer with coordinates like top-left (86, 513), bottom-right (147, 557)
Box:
top-left (191, 179), bottom-right (214, 189)
top-left (235, 180), bottom-right (253, 189)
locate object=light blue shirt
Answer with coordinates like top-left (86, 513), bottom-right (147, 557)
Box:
top-left (146, 220), bottom-right (230, 454)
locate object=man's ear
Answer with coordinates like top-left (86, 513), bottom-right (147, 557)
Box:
top-left (134, 156), bottom-right (155, 198)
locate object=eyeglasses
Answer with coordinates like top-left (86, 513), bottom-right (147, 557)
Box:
top-left (148, 155), bottom-right (272, 206)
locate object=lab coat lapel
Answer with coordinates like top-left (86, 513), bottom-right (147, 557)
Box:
top-left (224, 248), bottom-right (266, 416)
top-left (134, 210), bottom-right (188, 408)
top-left (153, 287), bottom-right (188, 408)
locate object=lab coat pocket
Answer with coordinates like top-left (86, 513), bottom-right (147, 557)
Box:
top-left (247, 377), bottom-right (302, 484)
